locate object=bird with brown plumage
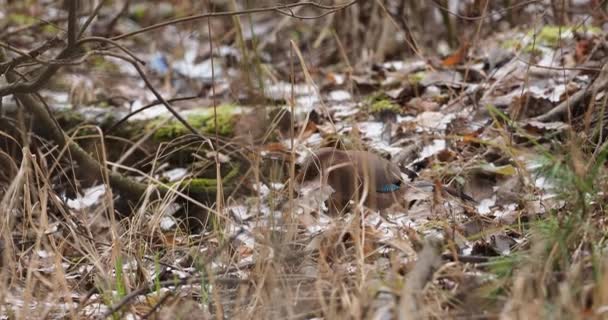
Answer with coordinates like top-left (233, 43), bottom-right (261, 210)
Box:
top-left (298, 147), bottom-right (474, 215)
top-left (298, 147), bottom-right (408, 215)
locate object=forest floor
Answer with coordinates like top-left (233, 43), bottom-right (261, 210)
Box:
top-left (1, 1), bottom-right (608, 319)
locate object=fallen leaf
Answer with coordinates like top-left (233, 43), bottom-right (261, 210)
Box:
top-left (442, 41), bottom-right (471, 67)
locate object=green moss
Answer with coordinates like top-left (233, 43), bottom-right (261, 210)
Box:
top-left (108, 119), bottom-right (147, 140)
top-left (55, 109), bottom-right (85, 129)
top-left (9, 13), bottom-right (37, 25)
top-left (129, 3), bottom-right (148, 22)
top-left (501, 38), bottom-right (542, 55)
top-left (152, 121), bottom-right (178, 141)
top-left (535, 25), bottom-right (571, 46)
top-left (585, 26), bottom-right (603, 35)
top-left (42, 24), bottom-right (59, 35)
top-left (152, 104), bottom-right (238, 141)
top-left (91, 56), bottom-right (119, 73)
top-left (408, 71), bottom-right (426, 84)
top-left (522, 44), bottom-right (543, 56)
top-left (526, 25), bottom-right (600, 47)
top-left (501, 38), bottom-right (522, 50)
top-left (169, 162), bottom-right (240, 194)
top-left (370, 99), bottom-right (400, 114)
top-left (204, 106), bottom-right (238, 135)
top-left (182, 178), bottom-right (217, 193)
top-left (363, 92), bottom-right (401, 115)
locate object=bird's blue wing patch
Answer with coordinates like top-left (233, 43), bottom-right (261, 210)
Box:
top-left (378, 183), bottom-right (400, 193)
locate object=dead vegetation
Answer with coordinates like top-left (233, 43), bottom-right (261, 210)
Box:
top-left (2, 0), bottom-right (608, 319)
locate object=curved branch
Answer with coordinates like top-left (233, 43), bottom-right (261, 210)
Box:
top-left (9, 73), bottom-right (151, 202)
top-left (104, 95), bottom-right (199, 134)
top-left (111, 1), bottom-right (358, 41)
top-left (0, 47), bottom-right (72, 98)
top-left (101, 51), bottom-right (212, 143)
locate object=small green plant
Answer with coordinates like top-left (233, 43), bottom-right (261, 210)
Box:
top-left (114, 255), bottom-right (127, 299)
top-left (370, 99), bottom-right (400, 114)
top-left (365, 93), bottom-right (400, 114)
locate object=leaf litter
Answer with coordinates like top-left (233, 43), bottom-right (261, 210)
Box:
top-left (2, 1), bottom-right (608, 319)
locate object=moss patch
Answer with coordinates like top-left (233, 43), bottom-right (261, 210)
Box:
top-left (152, 104), bottom-right (238, 141)
top-left (501, 38), bottom-right (522, 50)
top-left (9, 13), bottom-right (37, 25)
top-left (408, 71), bottom-right (426, 85)
top-left (501, 39), bottom-right (542, 56)
top-left (129, 3), bottom-right (148, 22)
top-left (533, 25), bottom-right (571, 46)
top-left (91, 56), bottom-right (120, 73)
top-left (55, 109), bottom-right (86, 129)
top-left (365, 93), bottom-right (400, 114)
top-left (370, 99), bottom-right (400, 114)
top-left (169, 162), bottom-right (240, 194)
top-left (526, 25), bottom-right (602, 47)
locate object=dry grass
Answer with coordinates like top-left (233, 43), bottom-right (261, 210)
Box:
top-left (2, 1), bottom-right (608, 319)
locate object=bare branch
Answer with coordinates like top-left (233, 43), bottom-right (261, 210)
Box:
top-left (77, 0), bottom-right (108, 38)
top-left (66, 0), bottom-right (78, 48)
top-left (77, 36), bottom-right (145, 64)
top-left (101, 51), bottom-right (212, 142)
top-left (0, 38), bottom-right (63, 75)
top-left (111, 1), bottom-right (358, 41)
top-left (431, 0), bottom-right (540, 21)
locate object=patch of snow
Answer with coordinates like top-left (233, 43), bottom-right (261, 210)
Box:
top-left (128, 101), bottom-right (167, 120)
top-left (357, 121), bottom-right (384, 138)
top-left (251, 183), bottom-right (271, 198)
top-left (295, 94), bottom-right (319, 111)
top-left (229, 205), bottom-right (250, 221)
top-left (162, 168), bottom-right (188, 182)
top-left (174, 58), bottom-right (223, 80)
top-left (419, 139), bottom-right (446, 159)
top-left (415, 112), bottom-right (456, 132)
top-left (328, 90), bottom-right (352, 102)
top-left (332, 102), bottom-right (359, 119)
top-left (477, 196), bottom-right (496, 214)
top-left (67, 185), bottom-right (106, 209)
top-left (265, 82), bottom-right (315, 100)
top-left (160, 216), bottom-right (176, 230)
top-left (332, 73), bottom-right (346, 85)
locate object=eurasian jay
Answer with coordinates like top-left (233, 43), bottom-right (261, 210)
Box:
top-left (298, 147), bottom-right (408, 214)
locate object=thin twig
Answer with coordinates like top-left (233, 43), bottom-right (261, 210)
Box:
top-left (102, 51), bottom-right (212, 143)
top-left (0, 14), bottom-right (87, 39)
top-left (0, 46), bottom-right (73, 98)
top-left (77, 0), bottom-right (108, 38)
top-left (104, 96), bottom-right (200, 134)
top-left (431, 0), bottom-right (540, 21)
top-left (111, 1), bottom-right (358, 41)
top-left (0, 38), bottom-right (63, 75)
top-left (77, 36), bottom-right (145, 64)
